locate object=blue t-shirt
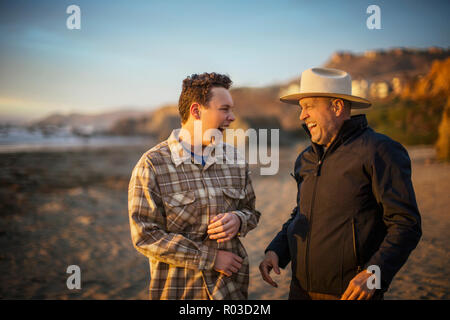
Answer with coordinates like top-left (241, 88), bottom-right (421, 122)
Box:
top-left (180, 141), bottom-right (206, 166)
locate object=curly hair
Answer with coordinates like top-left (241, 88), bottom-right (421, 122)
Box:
top-left (178, 72), bottom-right (232, 124)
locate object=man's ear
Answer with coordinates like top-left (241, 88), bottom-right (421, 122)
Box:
top-left (190, 103), bottom-right (201, 120)
top-left (332, 99), bottom-right (345, 116)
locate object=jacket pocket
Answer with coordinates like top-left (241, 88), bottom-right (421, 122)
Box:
top-left (352, 218), bottom-right (362, 274)
top-left (222, 188), bottom-right (245, 212)
top-left (162, 191), bottom-right (198, 232)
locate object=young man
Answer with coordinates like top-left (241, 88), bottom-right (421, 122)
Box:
top-left (128, 72), bottom-right (260, 299)
top-left (259, 67), bottom-right (422, 300)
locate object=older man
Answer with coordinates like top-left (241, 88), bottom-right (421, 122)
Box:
top-left (129, 72), bottom-right (260, 299)
top-left (259, 67), bottom-right (422, 300)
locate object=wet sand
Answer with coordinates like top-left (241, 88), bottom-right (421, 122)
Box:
top-left (0, 144), bottom-right (448, 299)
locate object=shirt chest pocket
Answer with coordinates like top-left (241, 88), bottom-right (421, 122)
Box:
top-left (162, 191), bottom-right (200, 233)
top-left (222, 188), bottom-right (245, 212)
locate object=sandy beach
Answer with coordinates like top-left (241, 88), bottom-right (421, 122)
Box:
top-left (0, 143), bottom-right (448, 299)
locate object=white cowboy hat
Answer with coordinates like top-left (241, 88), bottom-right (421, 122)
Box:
top-left (280, 67), bottom-right (371, 109)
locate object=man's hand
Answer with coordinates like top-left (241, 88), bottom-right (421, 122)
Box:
top-left (213, 250), bottom-right (243, 277)
top-left (259, 251), bottom-right (280, 288)
top-left (340, 269), bottom-right (376, 300)
top-left (207, 212), bottom-right (241, 243)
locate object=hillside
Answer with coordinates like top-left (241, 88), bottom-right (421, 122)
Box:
top-left (110, 105), bottom-right (179, 141)
top-left (230, 86), bottom-right (301, 131)
top-left (366, 57), bottom-right (450, 146)
top-left (324, 47), bottom-right (450, 82)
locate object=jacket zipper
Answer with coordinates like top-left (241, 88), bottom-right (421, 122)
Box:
top-left (305, 157), bottom-right (323, 292)
top-left (352, 218), bottom-right (362, 273)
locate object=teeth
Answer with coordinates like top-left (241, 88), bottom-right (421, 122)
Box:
top-left (307, 123), bottom-right (316, 128)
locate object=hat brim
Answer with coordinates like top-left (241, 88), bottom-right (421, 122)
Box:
top-left (280, 92), bottom-right (371, 109)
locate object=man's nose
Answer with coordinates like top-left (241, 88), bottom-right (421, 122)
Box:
top-left (228, 111), bottom-right (236, 122)
top-left (299, 108), bottom-right (308, 121)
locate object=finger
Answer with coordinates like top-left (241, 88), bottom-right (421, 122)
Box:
top-left (263, 275), bottom-right (277, 287)
top-left (260, 262), bottom-right (271, 273)
top-left (209, 214), bottom-right (223, 225)
top-left (220, 219), bottom-right (235, 231)
top-left (207, 227), bottom-right (227, 235)
top-left (262, 269), bottom-right (278, 287)
top-left (217, 224), bottom-right (238, 237)
top-left (212, 220), bottom-right (236, 235)
top-left (229, 265), bottom-right (239, 274)
top-left (347, 288), bottom-right (361, 300)
top-left (259, 262), bottom-right (278, 288)
top-left (273, 262), bottom-right (280, 275)
top-left (208, 231), bottom-right (221, 239)
top-left (208, 220), bottom-right (235, 235)
top-left (231, 260), bottom-right (242, 270)
top-left (207, 221), bottom-right (223, 231)
top-left (217, 228), bottom-right (238, 242)
top-left (340, 287), bottom-right (352, 300)
top-left (231, 256), bottom-right (243, 267)
top-left (207, 225), bottom-right (224, 235)
top-left (357, 291), bottom-right (368, 300)
top-left (209, 231), bottom-right (228, 240)
top-left (233, 254), bottom-right (243, 264)
top-left (208, 215), bottom-right (229, 230)
top-left (366, 289), bottom-right (376, 300)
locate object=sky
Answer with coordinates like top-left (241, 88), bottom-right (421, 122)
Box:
top-left (0, 0), bottom-right (449, 123)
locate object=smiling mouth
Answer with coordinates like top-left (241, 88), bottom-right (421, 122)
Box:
top-left (306, 122), bottom-right (317, 130)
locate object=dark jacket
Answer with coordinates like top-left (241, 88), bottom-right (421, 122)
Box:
top-left (266, 115), bottom-right (422, 295)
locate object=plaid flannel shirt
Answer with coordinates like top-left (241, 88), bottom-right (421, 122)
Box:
top-left (128, 129), bottom-right (261, 300)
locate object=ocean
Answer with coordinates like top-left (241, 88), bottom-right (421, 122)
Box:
top-left (0, 127), bottom-right (153, 153)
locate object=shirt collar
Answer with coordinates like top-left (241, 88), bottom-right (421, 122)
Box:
top-left (168, 129), bottom-right (191, 166)
top-left (167, 129), bottom-right (237, 168)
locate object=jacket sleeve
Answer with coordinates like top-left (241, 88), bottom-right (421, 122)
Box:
top-left (366, 139), bottom-right (422, 289)
top-left (264, 153), bottom-right (304, 269)
top-left (233, 163), bottom-right (261, 237)
top-left (128, 155), bottom-right (216, 271)
top-left (265, 207), bottom-right (297, 268)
